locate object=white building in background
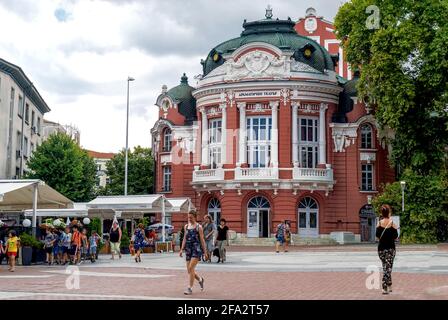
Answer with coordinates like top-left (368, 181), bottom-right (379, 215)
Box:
top-left (85, 150), bottom-right (115, 188)
top-left (0, 58), bottom-right (50, 179)
top-left (42, 120), bottom-right (81, 145)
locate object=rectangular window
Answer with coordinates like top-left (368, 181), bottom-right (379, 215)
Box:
top-left (37, 117), bottom-right (41, 135)
top-left (298, 116), bottom-right (319, 168)
top-left (25, 103), bottom-right (30, 123)
top-left (246, 116), bottom-right (272, 168)
top-left (30, 143), bottom-right (34, 153)
top-left (162, 166), bottom-right (172, 192)
top-left (31, 110), bottom-right (35, 128)
top-left (23, 137), bottom-right (28, 158)
top-left (163, 129), bottom-right (172, 152)
top-left (361, 164), bottom-right (374, 191)
top-left (16, 131), bottom-right (22, 156)
top-left (208, 119), bottom-right (222, 168)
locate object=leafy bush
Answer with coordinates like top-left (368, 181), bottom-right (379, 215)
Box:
top-left (121, 228), bottom-right (130, 248)
top-left (19, 233), bottom-right (43, 249)
top-left (373, 169), bottom-right (448, 243)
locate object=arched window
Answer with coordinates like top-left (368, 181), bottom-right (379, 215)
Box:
top-left (163, 128), bottom-right (172, 152)
top-left (298, 197), bottom-right (319, 237)
top-left (208, 198), bottom-right (221, 224)
top-left (248, 196), bottom-right (270, 208)
top-left (360, 124), bottom-right (373, 149)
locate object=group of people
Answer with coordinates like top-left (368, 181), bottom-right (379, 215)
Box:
top-left (43, 225), bottom-right (101, 265)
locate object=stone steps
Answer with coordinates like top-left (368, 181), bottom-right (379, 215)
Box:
top-left (229, 235), bottom-right (338, 246)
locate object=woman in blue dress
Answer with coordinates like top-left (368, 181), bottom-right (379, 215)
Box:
top-left (133, 223), bottom-right (147, 263)
top-left (179, 210), bottom-right (208, 295)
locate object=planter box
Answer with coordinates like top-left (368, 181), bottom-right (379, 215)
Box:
top-left (22, 247), bottom-right (32, 266)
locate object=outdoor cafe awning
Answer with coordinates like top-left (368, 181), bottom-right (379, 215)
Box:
top-left (165, 197), bottom-right (193, 213)
top-left (86, 195), bottom-right (170, 219)
top-left (0, 180), bottom-right (73, 211)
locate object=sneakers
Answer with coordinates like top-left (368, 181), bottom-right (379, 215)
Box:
top-left (184, 287), bottom-right (193, 295)
top-left (382, 288), bottom-right (389, 295)
top-left (199, 277), bottom-right (205, 291)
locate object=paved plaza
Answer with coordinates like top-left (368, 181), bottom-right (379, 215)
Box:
top-left (0, 245), bottom-right (447, 300)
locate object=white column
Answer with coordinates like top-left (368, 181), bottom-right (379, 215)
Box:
top-left (32, 182), bottom-right (38, 236)
top-left (237, 102), bottom-right (246, 165)
top-left (292, 101), bottom-right (299, 166)
top-left (220, 103), bottom-right (227, 166)
top-left (270, 101), bottom-right (279, 167)
top-left (319, 103), bottom-right (328, 165)
top-left (200, 107), bottom-right (209, 166)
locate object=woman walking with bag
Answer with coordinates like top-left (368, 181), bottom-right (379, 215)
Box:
top-left (376, 204), bottom-right (399, 295)
top-left (179, 210), bottom-right (208, 295)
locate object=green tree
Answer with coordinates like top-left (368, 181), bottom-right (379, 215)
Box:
top-left (100, 146), bottom-right (154, 195)
top-left (335, 0), bottom-right (448, 242)
top-left (26, 132), bottom-right (96, 202)
top-left (335, 0), bottom-right (448, 173)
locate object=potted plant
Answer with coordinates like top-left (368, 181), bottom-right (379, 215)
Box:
top-left (19, 233), bottom-right (39, 265)
top-left (120, 228), bottom-right (130, 254)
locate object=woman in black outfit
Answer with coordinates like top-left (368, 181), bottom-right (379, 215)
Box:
top-left (376, 204), bottom-right (399, 295)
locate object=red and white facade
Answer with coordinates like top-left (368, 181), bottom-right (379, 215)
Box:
top-left (151, 9), bottom-right (395, 242)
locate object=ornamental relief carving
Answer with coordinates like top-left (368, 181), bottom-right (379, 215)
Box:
top-left (225, 50), bottom-right (288, 80)
top-left (331, 126), bottom-right (358, 152)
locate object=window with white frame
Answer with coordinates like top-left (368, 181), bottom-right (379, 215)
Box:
top-left (246, 116), bottom-right (272, 168)
top-left (298, 116), bottom-right (319, 168)
top-left (37, 117), bottom-right (41, 135)
top-left (361, 164), bottom-right (374, 191)
top-left (360, 124), bottom-right (373, 149)
top-left (208, 118), bottom-right (222, 169)
top-left (162, 166), bottom-right (172, 192)
top-left (23, 137), bottom-right (28, 158)
top-left (25, 103), bottom-right (30, 123)
top-left (162, 128), bottom-right (172, 152)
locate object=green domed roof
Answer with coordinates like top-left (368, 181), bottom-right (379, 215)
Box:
top-left (202, 16), bottom-right (334, 76)
top-left (167, 73), bottom-right (197, 124)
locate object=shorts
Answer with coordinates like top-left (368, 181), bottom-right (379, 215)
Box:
top-left (69, 245), bottom-right (79, 255)
top-left (276, 235), bottom-right (285, 244)
top-left (7, 252), bottom-right (17, 257)
top-left (53, 246), bottom-right (59, 255)
top-left (45, 247), bottom-right (53, 254)
top-left (134, 243), bottom-right (144, 251)
top-left (185, 242), bottom-right (202, 261)
top-left (80, 247), bottom-right (88, 255)
top-left (89, 247), bottom-right (97, 255)
top-left (110, 242), bottom-right (120, 254)
top-left (60, 246), bottom-right (69, 254)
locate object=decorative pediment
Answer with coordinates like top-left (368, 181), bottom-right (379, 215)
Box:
top-left (225, 50), bottom-right (288, 81)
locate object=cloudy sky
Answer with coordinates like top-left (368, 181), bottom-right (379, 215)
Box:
top-left (0, 0), bottom-right (345, 153)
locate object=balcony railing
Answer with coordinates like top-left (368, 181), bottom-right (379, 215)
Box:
top-left (192, 167), bottom-right (225, 183)
top-left (234, 167), bottom-right (279, 181)
top-left (293, 166), bottom-right (333, 183)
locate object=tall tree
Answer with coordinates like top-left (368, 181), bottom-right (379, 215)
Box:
top-left (335, 0), bottom-right (448, 242)
top-left (335, 0), bottom-right (448, 174)
top-left (26, 132), bottom-right (97, 202)
top-left (100, 146), bottom-right (154, 196)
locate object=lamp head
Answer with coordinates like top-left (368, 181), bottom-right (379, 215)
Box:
top-left (128, 76), bottom-right (135, 82)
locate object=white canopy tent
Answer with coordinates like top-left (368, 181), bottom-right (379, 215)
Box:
top-left (86, 195), bottom-right (194, 241)
top-left (0, 180), bottom-right (73, 234)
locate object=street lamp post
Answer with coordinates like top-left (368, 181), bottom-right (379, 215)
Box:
top-left (124, 76), bottom-right (135, 196)
top-left (400, 181), bottom-right (406, 213)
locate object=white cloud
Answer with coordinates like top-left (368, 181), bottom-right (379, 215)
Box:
top-left (0, 0), bottom-right (343, 152)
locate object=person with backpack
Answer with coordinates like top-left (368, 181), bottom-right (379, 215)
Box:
top-left (275, 220), bottom-right (290, 253)
top-left (376, 204), bottom-right (399, 295)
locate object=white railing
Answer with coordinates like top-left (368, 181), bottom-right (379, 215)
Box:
top-left (192, 167), bottom-right (225, 183)
top-left (234, 167), bottom-right (279, 180)
top-left (293, 166), bottom-right (334, 182)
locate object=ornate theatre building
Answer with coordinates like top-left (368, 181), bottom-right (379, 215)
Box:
top-left (151, 8), bottom-right (395, 242)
